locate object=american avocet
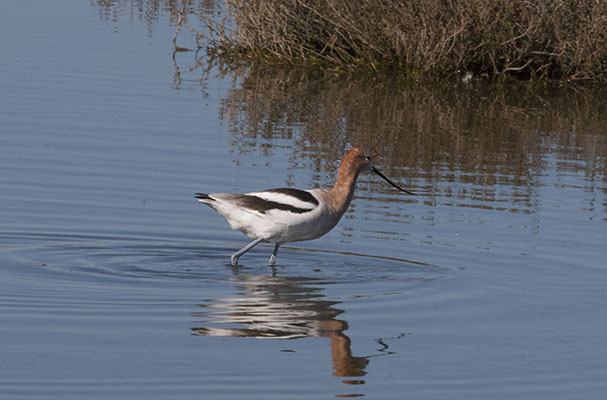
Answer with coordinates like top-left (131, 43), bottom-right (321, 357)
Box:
top-left (196, 147), bottom-right (414, 266)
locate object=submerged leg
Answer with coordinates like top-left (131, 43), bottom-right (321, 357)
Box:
top-left (231, 237), bottom-right (263, 266)
top-left (269, 244), bottom-right (280, 266)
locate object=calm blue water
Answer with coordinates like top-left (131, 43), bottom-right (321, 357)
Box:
top-left (1, 1), bottom-right (607, 399)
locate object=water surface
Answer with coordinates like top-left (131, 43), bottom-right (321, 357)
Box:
top-left (1, 1), bottom-right (607, 399)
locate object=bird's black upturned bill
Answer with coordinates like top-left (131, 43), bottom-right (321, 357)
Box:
top-left (372, 167), bottom-right (416, 195)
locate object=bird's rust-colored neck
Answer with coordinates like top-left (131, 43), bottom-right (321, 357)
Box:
top-left (326, 147), bottom-right (369, 215)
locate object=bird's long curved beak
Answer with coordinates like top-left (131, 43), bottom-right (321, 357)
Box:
top-left (372, 167), bottom-right (416, 195)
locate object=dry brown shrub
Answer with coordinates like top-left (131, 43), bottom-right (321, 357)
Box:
top-left (179, 0), bottom-right (607, 81)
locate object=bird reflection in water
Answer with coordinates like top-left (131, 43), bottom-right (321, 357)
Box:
top-left (192, 273), bottom-right (369, 383)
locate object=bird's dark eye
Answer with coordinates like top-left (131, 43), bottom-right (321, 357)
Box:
top-left (365, 156), bottom-right (371, 161)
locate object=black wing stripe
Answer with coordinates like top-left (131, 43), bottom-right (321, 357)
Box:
top-left (238, 195), bottom-right (315, 214)
top-left (265, 188), bottom-right (319, 206)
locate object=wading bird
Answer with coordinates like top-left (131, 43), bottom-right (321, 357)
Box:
top-left (196, 147), bottom-right (414, 266)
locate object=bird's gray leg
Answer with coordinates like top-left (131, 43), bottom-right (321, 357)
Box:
top-left (231, 238), bottom-right (263, 266)
top-left (269, 244), bottom-right (280, 266)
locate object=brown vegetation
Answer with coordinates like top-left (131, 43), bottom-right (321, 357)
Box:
top-left (178, 0), bottom-right (607, 81)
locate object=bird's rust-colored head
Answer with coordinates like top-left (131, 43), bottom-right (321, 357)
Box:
top-left (325, 145), bottom-right (414, 217)
top-left (337, 146), bottom-right (415, 195)
top-left (338, 147), bottom-right (371, 180)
